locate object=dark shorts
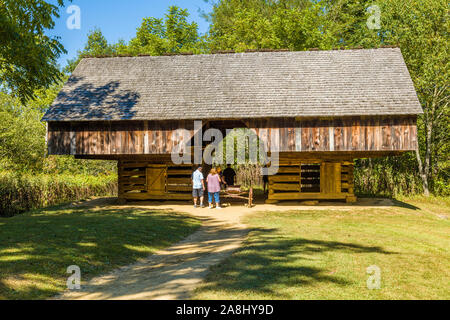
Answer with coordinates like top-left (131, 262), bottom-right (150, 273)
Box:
top-left (192, 188), bottom-right (204, 198)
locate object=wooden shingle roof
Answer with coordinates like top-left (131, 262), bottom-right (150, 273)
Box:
top-left (43, 48), bottom-right (423, 121)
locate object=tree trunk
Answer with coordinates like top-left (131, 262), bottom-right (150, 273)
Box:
top-left (415, 148), bottom-right (429, 196)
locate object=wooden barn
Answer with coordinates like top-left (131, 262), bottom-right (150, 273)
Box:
top-left (42, 47), bottom-right (422, 203)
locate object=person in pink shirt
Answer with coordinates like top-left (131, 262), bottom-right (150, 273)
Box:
top-left (206, 168), bottom-right (222, 209)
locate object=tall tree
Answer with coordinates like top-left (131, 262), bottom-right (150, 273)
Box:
top-left (0, 85), bottom-right (59, 171)
top-left (206, 0), bottom-right (334, 51)
top-left (321, 0), bottom-right (449, 195)
top-left (207, 0), bottom-right (449, 195)
top-left (0, 0), bottom-right (67, 102)
top-left (128, 6), bottom-right (201, 55)
top-left (82, 28), bottom-right (112, 56)
top-left (65, 28), bottom-right (115, 74)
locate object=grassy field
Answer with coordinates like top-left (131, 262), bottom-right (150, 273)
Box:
top-left (0, 203), bottom-right (201, 300)
top-left (194, 197), bottom-right (450, 300)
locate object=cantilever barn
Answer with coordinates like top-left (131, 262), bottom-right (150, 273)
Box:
top-left (43, 48), bottom-right (423, 203)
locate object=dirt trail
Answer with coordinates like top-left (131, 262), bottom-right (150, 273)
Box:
top-left (56, 198), bottom-right (396, 300)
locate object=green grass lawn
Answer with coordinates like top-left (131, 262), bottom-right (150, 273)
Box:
top-left (0, 203), bottom-right (201, 300)
top-left (194, 197), bottom-right (450, 300)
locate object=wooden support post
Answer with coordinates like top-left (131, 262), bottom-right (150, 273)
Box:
top-left (346, 162), bottom-right (356, 203)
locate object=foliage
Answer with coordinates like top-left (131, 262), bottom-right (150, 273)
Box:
top-left (43, 156), bottom-right (116, 176)
top-left (0, 83), bottom-right (118, 217)
top-left (206, 0), bottom-right (334, 51)
top-left (327, 0), bottom-right (449, 195)
top-left (0, 90), bottom-right (50, 171)
top-left (0, 0), bottom-right (68, 102)
top-left (1, 1), bottom-right (448, 200)
top-left (127, 6), bottom-right (201, 55)
top-left (82, 27), bottom-right (111, 56)
top-left (0, 171), bottom-right (117, 217)
top-left (354, 156), bottom-right (425, 197)
top-left (65, 6), bottom-right (204, 73)
top-left (64, 28), bottom-right (115, 74)
top-left (205, 0), bottom-right (449, 196)
top-left (0, 83), bottom-right (116, 175)
top-left (320, 0), bottom-right (449, 195)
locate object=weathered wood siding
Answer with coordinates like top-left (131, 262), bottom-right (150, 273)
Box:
top-left (47, 116), bottom-right (417, 156)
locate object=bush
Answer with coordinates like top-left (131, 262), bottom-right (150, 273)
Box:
top-left (0, 172), bottom-right (117, 217)
top-left (354, 157), bottom-right (424, 197)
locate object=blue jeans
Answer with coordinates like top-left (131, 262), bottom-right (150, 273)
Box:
top-left (208, 192), bottom-right (220, 204)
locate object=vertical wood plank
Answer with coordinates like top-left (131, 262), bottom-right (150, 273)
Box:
top-left (351, 119), bottom-right (360, 151)
top-left (288, 127), bottom-right (295, 151)
top-left (334, 119), bottom-right (343, 151)
top-left (302, 122), bottom-right (310, 151)
top-left (259, 128), bottom-right (269, 154)
top-left (295, 125), bottom-right (302, 152)
top-left (374, 117), bottom-right (381, 150)
top-left (381, 117), bottom-right (392, 150)
top-left (116, 123), bottom-right (122, 155)
top-left (104, 122), bottom-right (110, 155)
top-left (335, 162), bottom-right (341, 193)
top-left (312, 121), bottom-right (320, 151)
top-left (144, 120), bottom-right (149, 154)
top-left (110, 123), bottom-right (117, 154)
top-left (344, 119), bottom-right (351, 151)
top-left (70, 130), bottom-right (76, 155)
top-left (410, 116), bottom-right (417, 150)
top-left (329, 126), bottom-right (335, 151)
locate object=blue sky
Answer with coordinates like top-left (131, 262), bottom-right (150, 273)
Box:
top-left (48, 0), bottom-right (213, 67)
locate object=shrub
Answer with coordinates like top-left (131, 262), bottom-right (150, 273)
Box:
top-left (0, 172), bottom-right (117, 217)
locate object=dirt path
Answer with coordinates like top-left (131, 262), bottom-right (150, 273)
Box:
top-left (56, 198), bottom-right (396, 300)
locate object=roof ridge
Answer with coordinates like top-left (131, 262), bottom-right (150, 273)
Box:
top-left (80, 45), bottom-right (400, 59)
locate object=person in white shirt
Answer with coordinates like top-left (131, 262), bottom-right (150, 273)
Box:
top-left (192, 166), bottom-right (205, 208)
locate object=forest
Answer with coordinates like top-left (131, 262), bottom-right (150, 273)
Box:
top-left (0, 0), bottom-right (448, 216)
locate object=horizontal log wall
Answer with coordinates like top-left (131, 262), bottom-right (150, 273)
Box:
top-left (118, 161), bottom-right (193, 201)
top-left (47, 116), bottom-right (417, 156)
top-left (267, 159), bottom-right (356, 203)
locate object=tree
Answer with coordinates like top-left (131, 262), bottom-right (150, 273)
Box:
top-left (206, 0), bottom-right (334, 51)
top-left (0, 87), bottom-right (58, 171)
top-left (321, 0), bottom-right (449, 195)
top-left (128, 6), bottom-right (201, 55)
top-left (0, 0), bottom-right (68, 103)
top-left (65, 28), bottom-right (116, 74)
top-left (65, 6), bottom-right (202, 70)
top-left (379, 0), bottom-right (449, 195)
top-left (206, 0), bottom-right (449, 195)
top-left (83, 28), bottom-right (112, 56)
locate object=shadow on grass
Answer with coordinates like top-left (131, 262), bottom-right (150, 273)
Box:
top-left (0, 205), bottom-right (200, 300)
top-left (79, 195), bottom-right (421, 211)
top-left (389, 199), bottom-right (421, 210)
top-left (200, 227), bottom-right (396, 299)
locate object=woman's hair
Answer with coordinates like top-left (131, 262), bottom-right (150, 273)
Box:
top-left (210, 168), bottom-right (217, 175)
top-left (216, 167), bottom-right (222, 173)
